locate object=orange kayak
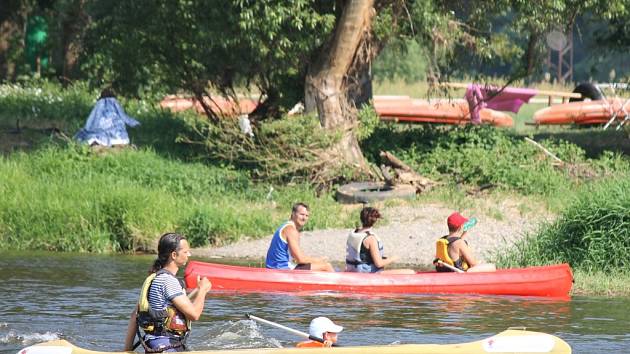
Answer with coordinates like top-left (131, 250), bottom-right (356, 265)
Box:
top-left (374, 96), bottom-right (513, 127)
top-left (160, 95), bottom-right (258, 116)
top-left (533, 98), bottom-right (630, 125)
top-left (159, 95), bottom-right (513, 126)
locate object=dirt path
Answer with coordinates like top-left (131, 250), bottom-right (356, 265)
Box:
top-left (193, 202), bottom-right (551, 268)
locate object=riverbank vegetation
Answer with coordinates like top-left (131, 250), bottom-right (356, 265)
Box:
top-left (494, 177), bottom-right (630, 296)
top-left (2, 79), bottom-right (630, 294)
top-left (0, 145), bottom-right (357, 252)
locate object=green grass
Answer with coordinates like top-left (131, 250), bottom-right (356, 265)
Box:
top-left (572, 270), bottom-right (630, 297)
top-left (493, 177), bottom-right (630, 273)
top-left (0, 145), bottom-right (356, 253)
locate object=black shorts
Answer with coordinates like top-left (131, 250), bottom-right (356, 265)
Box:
top-left (294, 263), bottom-right (311, 270)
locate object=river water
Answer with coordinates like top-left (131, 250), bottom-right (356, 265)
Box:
top-left (1, 252), bottom-right (629, 353)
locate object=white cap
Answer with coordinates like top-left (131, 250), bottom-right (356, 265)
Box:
top-left (308, 317), bottom-right (343, 338)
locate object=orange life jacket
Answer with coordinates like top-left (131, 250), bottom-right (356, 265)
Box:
top-left (296, 340), bottom-right (326, 348)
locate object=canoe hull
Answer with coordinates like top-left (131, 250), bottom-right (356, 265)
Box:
top-left (184, 262), bottom-right (572, 298)
top-left (17, 329), bottom-right (572, 354)
top-left (373, 97), bottom-right (514, 127)
top-left (533, 98), bottom-right (630, 125)
top-left (158, 95), bottom-right (514, 127)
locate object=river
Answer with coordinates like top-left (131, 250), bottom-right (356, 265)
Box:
top-left (1, 252), bottom-right (629, 353)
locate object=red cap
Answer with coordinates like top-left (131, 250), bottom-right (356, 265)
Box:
top-left (447, 212), bottom-right (469, 230)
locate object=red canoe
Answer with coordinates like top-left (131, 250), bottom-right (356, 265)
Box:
top-left (184, 262), bottom-right (572, 298)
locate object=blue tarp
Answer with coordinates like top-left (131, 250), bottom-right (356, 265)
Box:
top-left (74, 97), bottom-right (140, 147)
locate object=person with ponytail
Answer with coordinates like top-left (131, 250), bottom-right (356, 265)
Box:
top-left (124, 233), bottom-right (212, 352)
top-left (345, 207), bottom-right (415, 274)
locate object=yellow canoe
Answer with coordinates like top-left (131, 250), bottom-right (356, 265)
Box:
top-left (18, 329), bottom-right (570, 354)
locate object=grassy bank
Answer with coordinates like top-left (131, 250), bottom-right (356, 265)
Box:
top-left (493, 178), bottom-right (630, 271)
top-left (572, 270), bottom-right (630, 296)
top-left (493, 177), bottom-right (630, 296)
top-left (0, 146), bottom-right (356, 252)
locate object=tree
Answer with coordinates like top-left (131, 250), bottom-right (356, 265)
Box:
top-left (79, 0), bottom-right (629, 181)
top-left (304, 0), bottom-right (375, 173)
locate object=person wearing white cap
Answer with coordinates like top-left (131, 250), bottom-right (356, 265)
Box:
top-left (296, 317), bottom-right (343, 348)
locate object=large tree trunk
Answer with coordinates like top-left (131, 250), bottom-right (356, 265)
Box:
top-left (305, 0), bottom-right (375, 174)
top-left (523, 31), bottom-right (540, 83)
top-left (0, 1), bottom-right (27, 80)
top-left (58, 0), bottom-right (88, 82)
top-left (0, 19), bottom-right (19, 79)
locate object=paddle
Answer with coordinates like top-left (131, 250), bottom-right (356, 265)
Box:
top-left (245, 314), bottom-right (341, 347)
top-left (435, 260), bottom-right (465, 273)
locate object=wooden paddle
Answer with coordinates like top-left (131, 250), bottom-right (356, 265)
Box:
top-left (246, 314), bottom-right (341, 347)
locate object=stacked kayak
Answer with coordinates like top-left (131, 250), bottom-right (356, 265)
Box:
top-left (533, 98), bottom-right (630, 125)
top-left (373, 96), bottom-right (514, 127)
top-left (17, 329), bottom-right (572, 354)
top-left (160, 95), bottom-right (258, 116)
top-left (159, 94), bottom-right (514, 126)
top-left (184, 262), bottom-right (572, 298)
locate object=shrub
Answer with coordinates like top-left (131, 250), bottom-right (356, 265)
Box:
top-left (181, 114), bottom-right (344, 183)
top-left (494, 178), bottom-right (630, 272)
top-left (363, 123), bottom-right (629, 197)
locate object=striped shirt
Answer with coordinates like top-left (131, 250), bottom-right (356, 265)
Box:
top-left (148, 271), bottom-right (185, 311)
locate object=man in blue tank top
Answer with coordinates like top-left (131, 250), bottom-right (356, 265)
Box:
top-left (265, 203), bottom-right (334, 272)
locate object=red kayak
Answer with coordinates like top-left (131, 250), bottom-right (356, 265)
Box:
top-left (184, 262), bottom-right (572, 298)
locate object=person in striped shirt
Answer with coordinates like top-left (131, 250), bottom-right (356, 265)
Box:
top-left (124, 233), bottom-right (212, 352)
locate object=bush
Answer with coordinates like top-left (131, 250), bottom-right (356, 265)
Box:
top-left (494, 178), bottom-right (630, 272)
top-left (362, 123), bottom-right (629, 197)
top-left (181, 114), bottom-right (344, 183)
top-left (0, 80), bottom-right (96, 131)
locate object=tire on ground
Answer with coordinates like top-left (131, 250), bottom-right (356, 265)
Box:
top-left (335, 182), bottom-right (417, 204)
top-left (569, 82), bottom-right (603, 102)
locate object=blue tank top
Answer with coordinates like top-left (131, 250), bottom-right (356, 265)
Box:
top-left (265, 221), bottom-right (295, 269)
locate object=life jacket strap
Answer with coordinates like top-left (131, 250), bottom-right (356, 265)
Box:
top-left (136, 326), bottom-right (187, 353)
top-left (345, 259), bottom-right (368, 266)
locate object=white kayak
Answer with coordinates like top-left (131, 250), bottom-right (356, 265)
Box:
top-left (17, 329), bottom-right (570, 354)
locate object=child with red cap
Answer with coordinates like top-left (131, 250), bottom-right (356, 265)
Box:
top-left (433, 212), bottom-right (496, 273)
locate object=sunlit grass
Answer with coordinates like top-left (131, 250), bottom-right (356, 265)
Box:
top-left (572, 270), bottom-right (630, 296)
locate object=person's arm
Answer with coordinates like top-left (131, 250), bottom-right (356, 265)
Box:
top-left (123, 306), bottom-right (138, 351)
top-left (457, 241), bottom-right (479, 268)
top-left (365, 236), bottom-right (397, 268)
top-left (171, 277), bottom-right (212, 321)
top-left (285, 226), bottom-right (326, 264)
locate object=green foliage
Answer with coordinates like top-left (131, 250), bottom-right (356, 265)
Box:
top-left (572, 269), bottom-right (630, 296)
top-left (0, 80), bottom-right (96, 130)
top-left (372, 40), bottom-right (427, 84)
top-left (363, 123), bottom-right (629, 197)
top-left (0, 145), bottom-right (354, 252)
top-left (0, 80), bottom-right (206, 158)
top-left (182, 114), bottom-right (344, 182)
top-left (494, 178), bottom-right (630, 273)
top-left (356, 104), bottom-right (380, 141)
top-left (81, 0), bottom-right (336, 109)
